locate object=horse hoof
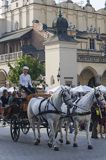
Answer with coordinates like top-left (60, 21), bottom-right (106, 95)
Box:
top-left (48, 143), bottom-right (52, 148)
top-left (34, 139), bottom-right (40, 145)
top-left (37, 139), bottom-right (40, 144)
top-left (54, 147), bottom-right (59, 151)
top-left (59, 139), bottom-right (63, 143)
top-left (34, 141), bottom-right (39, 145)
top-left (66, 141), bottom-right (70, 145)
top-left (73, 143), bottom-right (78, 147)
top-left (88, 145), bottom-right (93, 150)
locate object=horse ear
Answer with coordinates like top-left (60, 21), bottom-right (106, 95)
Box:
top-left (61, 86), bottom-right (64, 91)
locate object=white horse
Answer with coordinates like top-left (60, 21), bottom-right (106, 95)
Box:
top-left (27, 86), bottom-right (73, 151)
top-left (59, 89), bottom-right (106, 149)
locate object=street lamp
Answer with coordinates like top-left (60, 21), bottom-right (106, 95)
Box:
top-left (57, 73), bottom-right (60, 82)
top-left (57, 67), bottom-right (60, 82)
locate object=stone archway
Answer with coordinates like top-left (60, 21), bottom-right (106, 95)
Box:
top-left (79, 66), bottom-right (97, 87)
top-left (101, 70), bottom-right (106, 86)
top-left (0, 69), bottom-right (7, 87)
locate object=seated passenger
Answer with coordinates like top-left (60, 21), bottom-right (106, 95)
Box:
top-left (8, 91), bottom-right (18, 106)
top-left (0, 89), bottom-right (9, 107)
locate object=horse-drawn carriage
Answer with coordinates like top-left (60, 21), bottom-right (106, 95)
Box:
top-left (0, 87), bottom-right (106, 151)
top-left (0, 92), bottom-right (51, 142)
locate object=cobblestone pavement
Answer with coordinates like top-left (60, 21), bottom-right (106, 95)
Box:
top-left (0, 125), bottom-right (106, 160)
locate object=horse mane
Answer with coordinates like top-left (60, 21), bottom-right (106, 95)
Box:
top-left (50, 87), bottom-right (61, 100)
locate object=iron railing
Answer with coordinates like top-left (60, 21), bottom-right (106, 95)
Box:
top-left (0, 51), bottom-right (23, 63)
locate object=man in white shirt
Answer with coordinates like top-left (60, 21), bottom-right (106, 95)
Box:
top-left (19, 66), bottom-right (35, 95)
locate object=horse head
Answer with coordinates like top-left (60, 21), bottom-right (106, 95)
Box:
top-left (60, 86), bottom-right (73, 107)
top-left (94, 89), bottom-right (106, 107)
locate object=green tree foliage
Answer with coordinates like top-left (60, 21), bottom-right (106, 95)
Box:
top-left (8, 55), bottom-right (45, 85)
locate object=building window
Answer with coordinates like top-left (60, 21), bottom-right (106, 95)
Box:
top-left (89, 39), bottom-right (95, 50)
top-left (65, 80), bottom-right (72, 87)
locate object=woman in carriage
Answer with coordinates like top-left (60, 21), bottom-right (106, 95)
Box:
top-left (0, 89), bottom-right (9, 108)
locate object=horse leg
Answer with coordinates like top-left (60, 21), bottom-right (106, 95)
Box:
top-left (27, 105), bottom-right (38, 145)
top-left (54, 119), bottom-right (59, 138)
top-left (47, 120), bottom-right (54, 148)
top-left (85, 121), bottom-right (93, 149)
top-left (48, 119), bottom-right (59, 151)
top-left (29, 118), bottom-right (38, 145)
top-left (54, 120), bottom-right (60, 151)
top-left (65, 120), bottom-right (71, 144)
top-left (58, 119), bottom-right (64, 144)
top-left (32, 120), bottom-right (39, 145)
top-left (73, 120), bottom-right (79, 147)
top-left (36, 121), bottom-right (41, 144)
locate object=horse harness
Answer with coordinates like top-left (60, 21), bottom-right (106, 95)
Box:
top-left (33, 97), bottom-right (61, 123)
top-left (71, 91), bottom-right (104, 117)
top-left (34, 89), bottom-right (73, 122)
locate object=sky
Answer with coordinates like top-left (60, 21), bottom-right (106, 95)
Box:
top-left (56, 0), bottom-right (106, 10)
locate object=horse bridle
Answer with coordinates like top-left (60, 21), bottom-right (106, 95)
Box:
top-left (64, 90), bottom-right (105, 115)
top-left (61, 89), bottom-right (72, 107)
top-left (45, 89), bottom-right (72, 114)
top-left (71, 91), bottom-right (101, 113)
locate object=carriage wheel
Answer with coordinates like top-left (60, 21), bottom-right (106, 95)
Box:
top-left (10, 115), bottom-right (20, 142)
top-left (21, 119), bottom-right (30, 134)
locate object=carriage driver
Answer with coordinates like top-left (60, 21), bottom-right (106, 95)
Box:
top-left (19, 66), bottom-right (35, 95)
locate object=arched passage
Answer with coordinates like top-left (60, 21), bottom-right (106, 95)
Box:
top-left (0, 69), bottom-right (7, 87)
top-left (101, 70), bottom-right (106, 86)
top-left (79, 66), bottom-right (97, 87)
